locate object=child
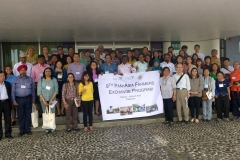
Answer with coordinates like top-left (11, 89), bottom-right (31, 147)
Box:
top-left (152, 59), bottom-right (162, 71)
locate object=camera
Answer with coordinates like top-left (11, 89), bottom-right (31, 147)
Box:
top-left (233, 81), bottom-right (240, 85)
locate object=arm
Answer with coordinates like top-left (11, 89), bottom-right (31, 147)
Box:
top-left (171, 77), bottom-right (177, 101)
top-left (63, 70), bottom-right (67, 83)
top-left (186, 75), bottom-right (191, 98)
top-left (31, 67), bottom-right (36, 82)
top-left (11, 78), bottom-right (16, 103)
top-left (78, 83), bottom-right (84, 95)
top-left (31, 78), bottom-right (36, 103)
top-left (49, 78), bottom-right (58, 104)
top-left (62, 84), bottom-right (67, 105)
top-left (227, 87), bottom-right (231, 100)
top-left (114, 64), bottom-right (118, 75)
top-left (212, 78), bottom-right (215, 97)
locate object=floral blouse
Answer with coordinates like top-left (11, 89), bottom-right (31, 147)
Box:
top-left (160, 76), bottom-right (176, 99)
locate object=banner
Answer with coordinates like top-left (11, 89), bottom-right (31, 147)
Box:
top-left (98, 71), bottom-right (163, 121)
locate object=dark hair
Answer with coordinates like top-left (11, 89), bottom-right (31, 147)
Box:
top-left (38, 55), bottom-right (45, 59)
top-left (196, 58), bottom-right (204, 68)
top-left (192, 53), bottom-right (198, 59)
top-left (73, 53), bottom-right (80, 57)
top-left (66, 55), bottom-right (73, 63)
top-left (203, 68), bottom-right (210, 76)
top-left (42, 46), bottom-right (49, 50)
top-left (138, 53), bottom-right (144, 59)
top-left (143, 46), bottom-right (148, 50)
top-left (216, 71), bottom-right (224, 77)
top-left (162, 67), bottom-right (170, 72)
top-left (134, 49), bottom-right (139, 52)
top-left (211, 49), bottom-right (217, 53)
top-left (191, 53), bottom-right (198, 65)
top-left (54, 60), bottom-right (63, 69)
top-left (164, 53), bottom-right (170, 58)
top-left (67, 73), bottom-right (75, 83)
top-left (68, 46), bottom-right (73, 51)
top-left (80, 71), bottom-right (91, 85)
top-left (105, 54), bottom-right (111, 59)
top-left (194, 44), bottom-right (200, 48)
top-left (122, 55), bottom-right (128, 60)
top-left (57, 46), bottom-right (63, 50)
top-left (51, 54), bottom-right (58, 59)
top-left (181, 45), bottom-right (188, 50)
top-left (42, 67), bottom-right (53, 79)
top-left (212, 63), bottom-right (220, 71)
top-left (189, 68), bottom-right (199, 79)
top-left (145, 55), bottom-right (151, 61)
top-left (110, 51), bottom-right (116, 59)
top-left (0, 71), bottom-right (4, 76)
top-left (168, 46), bottom-right (174, 50)
top-left (4, 65), bottom-right (13, 76)
top-left (223, 57), bottom-right (230, 62)
top-left (204, 56), bottom-right (211, 62)
top-left (88, 61), bottom-right (101, 82)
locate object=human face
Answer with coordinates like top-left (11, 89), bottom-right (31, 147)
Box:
top-left (145, 56), bottom-right (150, 62)
top-left (85, 51), bottom-right (90, 57)
top-left (127, 52), bottom-right (132, 58)
top-left (205, 58), bottom-right (210, 64)
top-left (68, 48), bottom-right (74, 55)
top-left (0, 73), bottom-right (5, 83)
top-left (98, 46), bottom-right (104, 53)
top-left (186, 57), bottom-right (192, 64)
top-left (51, 56), bottom-right (58, 63)
top-left (42, 47), bottom-right (48, 55)
top-left (20, 57), bottom-right (27, 63)
top-left (19, 68), bottom-right (27, 77)
top-left (45, 69), bottom-right (52, 77)
top-left (197, 61), bottom-right (202, 67)
top-left (122, 57), bottom-right (128, 64)
top-left (183, 48), bottom-right (188, 53)
top-left (134, 50), bottom-right (139, 57)
top-left (212, 64), bottom-right (218, 71)
top-left (5, 67), bottom-right (12, 75)
top-left (179, 51), bottom-right (184, 57)
top-left (81, 53), bottom-right (85, 59)
top-left (194, 46), bottom-right (200, 52)
top-left (168, 48), bottom-right (173, 53)
top-left (193, 55), bottom-right (198, 60)
top-left (177, 57), bottom-right (183, 63)
top-left (217, 73), bottom-right (224, 81)
top-left (203, 69), bottom-right (210, 77)
top-left (56, 62), bottom-right (62, 69)
top-left (211, 50), bottom-right (218, 57)
top-left (223, 60), bottom-right (229, 67)
top-left (73, 54), bottom-right (80, 62)
top-left (28, 48), bottom-right (34, 56)
top-left (164, 55), bottom-right (170, 62)
top-left (91, 62), bottom-right (97, 70)
top-left (111, 52), bottom-right (116, 58)
top-left (176, 64), bottom-right (183, 73)
top-left (84, 74), bottom-right (89, 81)
top-left (115, 50), bottom-right (120, 56)
top-left (66, 57), bottom-right (72, 64)
top-left (163, 69), bottom-right (170, 77)
top-left (191, 69), bottom-right (198, 77)
top-left (95, 51), bottom-right (100, 58)
top-left (58, 47), bottom-right (64, 55)
top-left (105, 55), bottom-right (111, 63)
top-left (67, 74), bottom-right (74, 83)
top-left (154, 62), bottom-right (159, 67)
top-left (139, 55), bottom-right (144, 62)
top-left (233, 62), bottom-right (240, 70)
top-left (143, 48), bottom-right (148, 55)
top-left (38, 57), bottom-right (44, 64)
top-left (153, 52), bottom-right (159, 58)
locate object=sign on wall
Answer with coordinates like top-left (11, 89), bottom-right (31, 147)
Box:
top-left (98, 71), bottom-right (163, 121)
top-left (171, 41), bottom-right (181, 50)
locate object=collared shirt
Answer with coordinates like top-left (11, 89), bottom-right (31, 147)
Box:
top-left (211, 57), bottom-right (221, 67)
top-left (160, 61), bottom-right (176, 76)
top-left (31, 63), bottom-right (50, 82)
top-left (133, 61), bottom-right (148, 72)
top-left (62, 83), bottom-right (79, 104)
top-left (194, 52), bottom-right (205, 61)
top-left (68, 62), bottom-right (86, 81)
top-left (100, 53), bottom-right (106, 61)
top-left (12, 76), bottom-right (35, 103)
top-left (0, 82), bottom-right (8, 100)
top-left (5, 74), bottom-right (15, 84)
top-left (229, 70), bottom-right (240, 91)
top-left (173, 73), bottom-right (191, 91)
top-left (37, 78), bottom-right (58, 101)
top-left (100, 62), bottom-right (118, 74)
top-left (93, 58), bottom-right (105, 68)
top-left (118, 63), bottom-right (135, 75)
top-left (220, 66), bottom-right (234, 75)
top-left (215, 79), bottom-right (229, 95)
top-left (13, 62), bottom-right (33, 76)
top-left (160, 76), bottom-right (176, 99)
top-left (26, 55), bottom-right (38, 65)
top-left (202, 76), bottom-right (215, 96)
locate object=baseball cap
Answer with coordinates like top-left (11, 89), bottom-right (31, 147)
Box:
top-left (19, 53), bottom-right (26, 58)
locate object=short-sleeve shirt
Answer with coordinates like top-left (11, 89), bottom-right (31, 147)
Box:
top-left (229, 70), bottom-right (240, 91)
top-left (215, 79), bottom-right (229, 95)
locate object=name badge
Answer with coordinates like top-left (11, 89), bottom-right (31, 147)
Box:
top-left (46, 86), bottom-right (51, 90)
top-left (21, 85), bottom-right (26, 89)
top-left (39, 73), bottom-right (43, 77)
top-left (105, 71), bottom-right (109, 74)
top-left (219, 84), bottom-right (224, 87)
top-left (232, 77), bottom-right (236, 80)
top-left (204, 84), bottom-right (208, 88)
top-left (57, 74), bottom-right (63, 79)
top-left (94, 79), bottom-right (98, 83)
top-left (76, 72), bottom-right (80, 74)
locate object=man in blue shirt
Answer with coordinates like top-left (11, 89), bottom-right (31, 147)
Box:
top-left (100, 54), bottom-right (117, 75)
top-left (12, 65), bottom-right (35, 136)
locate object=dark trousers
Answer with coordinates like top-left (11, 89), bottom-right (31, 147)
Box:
top-left (16, 96), bottom-right (32, 133)
top-left (82, 100), bottom-right (93, 127)
top-left (189, 97), bottom-right (201, 119)
top-left (231, 92), bottom-right (240, 117)
top-left (216, 95), bottom-right (230, 119)
top-left (0, 100), bottom-right (12, 137)
top-left (163, 98), bottom-right (174, 122)
top-left (65, 99), bottom-right (78, 129)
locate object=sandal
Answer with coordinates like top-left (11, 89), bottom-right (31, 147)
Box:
top-left (190, 118), bottom-right (195, 123)
top-left (89, 126), bottom-right (94, 131)
top-left (84, 127), bottom-right (88, 132)
top-left (195, 119), bottom-right (199, 124)
top-left (165, 121), bottom-right (170, 124)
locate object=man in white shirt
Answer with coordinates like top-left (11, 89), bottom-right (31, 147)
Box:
top-left (173, 63), bottom-right (191, 124)
top-left (13, 53), bottom-right (33, 76)
top-left (220, 58), bottom-right (234, 78)
top-left (133, 54), bottom-right (148, 72)
top-left (118, 56), bottom-right (135, 75)
top-left (193, 44), bottom-right (205, 61)
top-left (98, 45), bottom-right (106, 61)
top-left (160, 53), bottom-right (176, 76)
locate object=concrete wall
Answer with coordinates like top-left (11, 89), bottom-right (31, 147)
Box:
top-left (163, 39), bottom-right (220, 57)
top-left (226, 36), bottom-right (240, 64)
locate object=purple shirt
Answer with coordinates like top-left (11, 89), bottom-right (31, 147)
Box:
top-left (67, 62), bottom-right (86, 81)
top-left (92, 70), bottom-right (98, 81)
top-left (11, 76), bottom-right (36, 103)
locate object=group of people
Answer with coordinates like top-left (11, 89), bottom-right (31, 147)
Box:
top-left (0, 44), bottom-right (239, 140)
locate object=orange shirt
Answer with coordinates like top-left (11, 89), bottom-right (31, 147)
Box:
top-left (229, 70), bottom-right (240, 91)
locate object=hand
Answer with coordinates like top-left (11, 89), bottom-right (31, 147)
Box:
top-left (159, 70), bottom-right (162, 74)
top-left (13, 102), bottom-right (18, 106)
top-left (43, 100), bottom-right (49, 106)
top-left (101, 72), bottom-right (104, 75)
top-left (229, 95), bottom-right (231, 100)
top-left (119, 73), bottom-right (123, 76)
top-left (135, 65), bottom-right (139, 70)
top-left (172, 95), bottom-right (176, 102)
top-left (49, 99), bottom-right (53, 105)
top-left (215, 95), bottom-right (218, 98)
top-left (82, 88), bottom-right (86, 93)
top-left (32, 101), bottom-right (35, 104)
top-left (114, 72), bottom-right (117, 75)
top-left (64, 103), bottom-right (69, 109)
top-left (77, 101), bottom-right (81, 107)
top-left (187, 93), bottom-right (190, 99)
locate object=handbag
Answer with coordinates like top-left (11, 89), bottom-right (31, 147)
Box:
top-left (31, 104), bottom-right (39, 128)
top-left (42, 107), bottom-right (56, 130)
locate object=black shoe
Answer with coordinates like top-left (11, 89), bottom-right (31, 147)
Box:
top-left (18, 132), bottom-right (24, 137)
top-left (67, 129), bottom-right (71, 132)
top-left (74, 128), bottom-right (80, 132)
top-left (177, 121), bottom-right (183, 124)
top-left (25, 131), bottom-right (32, 135)
top-left (184, 120), bottom-right (190, 124)
top-left (6, 135), bottom-right (14, 139)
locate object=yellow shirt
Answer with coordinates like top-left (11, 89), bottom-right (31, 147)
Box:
top-left (78, 82), bottom-right (94, 101)
top-left (128, 59), bottom-right (136, 65)
top-left (211, 57), bottom-right (221, 67)
top-left (26, 55), bottom-right (38, 65)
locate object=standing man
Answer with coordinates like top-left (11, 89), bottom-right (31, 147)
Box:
top-left (229, 62), bottom-right (240, 121)
top-left (98, 45), bottom-right (106, 61)
top-left (134, 49), bottom-right (140, 60)
top-left (220, 58), bottom-right (234, 78)
top-left (13, 53), bottom-right (33, 76)
top-left (118, 55), bottom-right (135, 75)
top-left (100, 54), bottom-right (118, 75)
top-left (173, 63), bottom-right (191, 124)
top-left (142, 47), bottom-right (148, 56)
top-left (133, 54), bottom-right (148, 72)
top-left (12, 65), bottom-right (35, 136)
top-left (49, 55), bottom-right (59, 71)
top-left (0, 71), bottom-right (13, 140)
top-left (181, 45), bottom-right (189, 60)
top-left (56, 46), bottom-right (67, 66)
top-left (67, 46), bottom-right (74, 57)
top-left (31, 55), bottom-right (50, 117)
top-left (68, 53), bottom-right (86, 83)
top-left (168, 46), bottom-right (176, 59)
top-left (193, 44), bottom-right (205, 61)
top-left (160, 54), bottom-right (176, 76)
top-left (92, 50), bottom-right (105, 68)
top-left (211, 49), bottom-right (221, 67)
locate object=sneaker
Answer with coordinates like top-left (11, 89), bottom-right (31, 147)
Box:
top-left (232, 116), bottom-right (239, 121)
top-left (217, 118), bottom-right (222, 122)
top-left (224, 118), bottom-right (229, 122)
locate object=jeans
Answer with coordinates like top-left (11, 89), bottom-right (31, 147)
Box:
top-left (163, 98), bottom-right (174, 122)
top-left (189, 97), bottom-right (201, 119)
top-left (202, 99), bottom-right (213, 120)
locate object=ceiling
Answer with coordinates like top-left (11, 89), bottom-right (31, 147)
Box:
top-left (0, 0), bottom-right (239, 42)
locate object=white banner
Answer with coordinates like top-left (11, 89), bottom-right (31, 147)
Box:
top-left (98, 71), bottom-right (163, 121)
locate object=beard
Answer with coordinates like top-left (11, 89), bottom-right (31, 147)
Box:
top-left (20, 73), bottom-right (27, 78)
